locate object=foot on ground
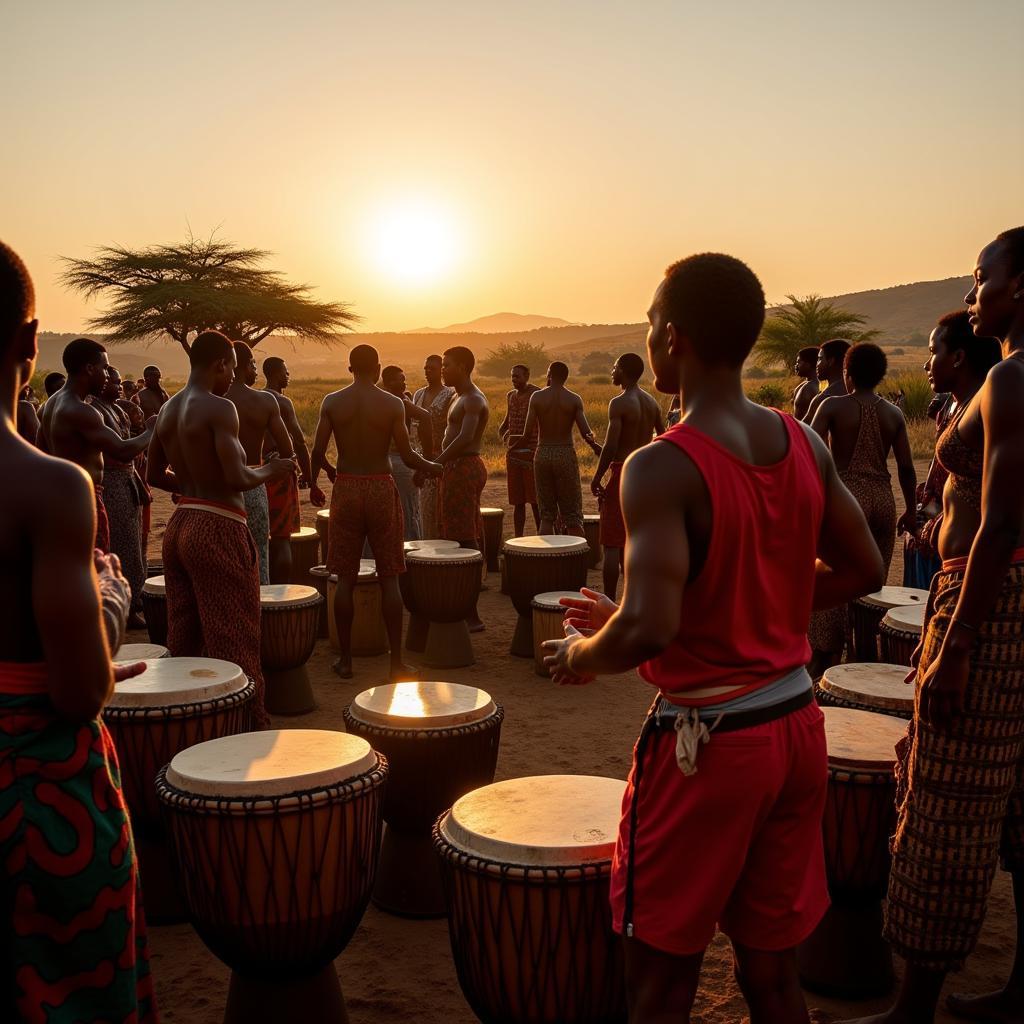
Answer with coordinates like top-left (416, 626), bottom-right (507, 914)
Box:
top-left (948, 988), bottom-right (1024, 1024)
top-left (331, 657), bottom-right (353, 680)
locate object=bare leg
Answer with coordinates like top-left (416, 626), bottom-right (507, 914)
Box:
top-left (624, 936), bottom-right (703, 1024)
top-left (459, 537), bottom-right (485, 631)
top-left (268, 537), bottom-right (292, 585)
top-left (603, 546), bottom-right (622, 600)
top-left (732, 944), bottom-right (809, 1024)
top-left (331, 574), bottom-right (355, 679)
top-left (380, 577), bottom-right (416, 680)
top-left (530, 503), bottom-right (539, 529)
top-left (539, 515), bottom-right (555, 535)
top-left (837, 962), bottom-right (946, 1024)
top-left (513, 503), bottom-right (526, 538)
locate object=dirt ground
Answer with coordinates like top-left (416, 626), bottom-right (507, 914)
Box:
top-left (135, 470), bottom-right (1014, 1024)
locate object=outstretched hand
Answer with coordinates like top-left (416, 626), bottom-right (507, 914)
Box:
top-left (543, 623), bottom-right (596, 686)
top-left (559, 587), bottom-right (618, 636)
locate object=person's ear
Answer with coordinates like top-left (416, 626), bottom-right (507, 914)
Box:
top-left (15, 319), bottom-right (39, 363)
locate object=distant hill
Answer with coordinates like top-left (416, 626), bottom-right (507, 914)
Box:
top-left (405, 313), bottom-right (574, 334)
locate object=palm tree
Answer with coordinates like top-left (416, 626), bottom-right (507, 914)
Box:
top-left (753, 294), bottom-right (879, 369)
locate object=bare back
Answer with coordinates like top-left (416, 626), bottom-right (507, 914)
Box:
top-left (38, 389), bottom-right (107, 483)
top-left (227, 382), bottom-right (281, 464)
top-left (532, 385), bottom-right (585, 445)
top-left (609, 386), bottom-right (663, 461)
top-left (322, 382), bottom-right (406, 474)
top-left (818, 394), bottom-right (905, 473)
top-left (137, 386), bottom-right (168, 419)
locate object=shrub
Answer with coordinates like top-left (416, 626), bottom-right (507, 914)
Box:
top-left (478, 341), bottom-right (550, 378)
top-left (747, 382), bottom-right (788, 408)
top-left (885, 370), bottom-right (933, 421)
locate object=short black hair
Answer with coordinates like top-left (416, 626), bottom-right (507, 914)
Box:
top-left (426, 353), bottom-right (442, 365)
top-left (659, 253), bottom-right (765, 368)
top-left (995, 226), bottom-right (1024, 275)
top-left (844, 343), bottom-right (887, 390)
top-left (618, 352), bottom-right (644, 382)
top-left (444, 346), bottom-right (475, 374)
top-left (511, 363), bottom-right (529, 376)
top-left (797, 346), bottom-right (819, 362)
top-left (0, 241), bottom-right (34, 355)
top-left (107, 365), bottom-right (121, 379)
top-left (190, 330), bottom-right (234, 368)
top-left (143, 364), bottom-right (160, 375)
top-left (381, 364), bottom-right (403, 383)
top-left (350, 344), bottom-right (379, 373)
top-left (548, 361), bottom-right (569, 383)
top-left (819, 338), bottom-right (852, 365)
top-left (43, 371), bottom-right (65, 396)
top-left (232, 341), bottom-right (253, 370)
top-left (935, 310), bottom-right (1002, 377)
top-left (262, 356), bottom-right (285, 378)
top-left (63, 337), bottom-right (106, 375)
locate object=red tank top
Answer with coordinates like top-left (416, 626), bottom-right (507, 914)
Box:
top-left (639, 411), bottom-right (824, 703)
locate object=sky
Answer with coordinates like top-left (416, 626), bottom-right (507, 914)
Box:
top-left (3, 0), bottom-right (1022, 334)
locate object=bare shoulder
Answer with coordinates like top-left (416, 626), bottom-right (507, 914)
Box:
top-left (23, 448), bottom-right (94, 520)
top-left (983, 356), bottom-right (1024, 418)
top-left (624, 437), bottom-right (698, 499)
top-left (795, 419), bottom-right (831, 477)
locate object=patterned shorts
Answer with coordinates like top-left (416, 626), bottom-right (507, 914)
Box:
top-left (534, 445), bottom-right (583, 532)
top-left (441, 455), bottom-right (488, 545)
top-left (506, 449), bottom-right (537, 506)
top-left (328, 474), bottom-right (405, 577)
top-left (266, 470), bottom-right (301, 540)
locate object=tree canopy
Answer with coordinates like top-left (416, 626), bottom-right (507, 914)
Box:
top-left (753, 294), bottom-right (879, 369)
top-left (60, 235), bottom-right (359, 354)
top-left (478, 340), bottom-right (551, 379)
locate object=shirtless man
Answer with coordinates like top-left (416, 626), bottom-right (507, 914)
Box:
top-left (591, 353), bottom-right (665, 598)
top-left (147, 331), bottom-right (294, 728)
top-left (226, 341), bottom-right (294, 584)
top-left (511, 361), bottom-right (601, 536)
top-left (803, 339), bottom-right (850, 423)
top-left (792, 346), bottom-right (819, 421)
top-left (261, 356), bottom-right (317, 584)
top-left (382, 364), bottom-right (433, 541)
top-left (0, 240), bottom-right (158, 1022)
top-left (38, 338), bottom-right (154, 552)
top-left (137, 364), bottom-right (169, 419)
top-left (498, 364), bottom-right (540, 537)
top-left (309, 344), bottom-right (441, 680)
top-left (16, 383), bottom-right (39, 444)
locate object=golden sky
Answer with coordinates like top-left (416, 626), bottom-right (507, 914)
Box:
top-left (3, 1), bottom-right (1022, 333)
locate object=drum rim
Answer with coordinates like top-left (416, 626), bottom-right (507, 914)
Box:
top-left (113, 642), bottom-right (169, 661)
top-left (822, 706), bottom-right (907, 770)
top-left (104, 677), bottom-right (256, 717)
top-left (858, 586), bottom-right (928, 610)
top-left (819, 663), bottom-right (914, 712)
top-left (881, 604), bottom-right (926, 631)
top-left (406, 548), bottom-right (483, 565)
top-left (289, 526), bottom-right (318, 539)
top-left (479, 507), bottom-right (504, 516)
top-left (142, 576), bottom-right (166, 595)
top-left (107, 658), bottom-right (250, 708)
top-left (531, 590), bottom-right (581, 611)
top-left (259, 583), bottom-right (322, 607)
top-left (503, 536), bottom-right (590, 555)
top-left (315, 508), bottom-right (330, 519)
top-left (345, 683), bottom-right (500, 730)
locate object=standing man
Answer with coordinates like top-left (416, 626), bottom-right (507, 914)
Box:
top-left (591, 353), bottom-right (664, 599)
top-left (544, 253), bottom-right (883, 1024)
top-left (262, 356), bottom-right (316, 584)
top-left (42, 371), bottom-right (65, 398)
top-left (382, 364), bottom-right (433, 541)
top-left (38, 338), bottom-right (154, 551)
top-left (309, 345), bottom-right (441, 680)
top-left (136, 364), bottom-right (169, 419)
top-left (412, 354), bottom-right (454, 538)
top-left (803, 339), bottom-right (851, 423)
top-left (792, 346), bottom-right (820, 421)
top-left (227, 341), bottom-right (294, 584)
top-left (510, 361), bottom-right (600, 537)
top-left (0, 240), bottom-right (158, 1023)
top-left (16, 383), bottom-right (39, 444)
top-left (498, 363), bottom-right (540, 537)
top-left (147, 331), bottom-right (294, 728)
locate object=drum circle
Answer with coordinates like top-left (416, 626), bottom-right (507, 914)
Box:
top-left (850, 586), bottom-right (927, 663)
top-left (141, 574), bottom-right (168, 646)
top-left (259, 585), bottom-right (323, 715)
top-left (879, 604), bottom-right (926, 668)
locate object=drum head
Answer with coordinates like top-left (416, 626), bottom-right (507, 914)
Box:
top-left (860, 586), bottom-right (928, 611)
top-left (405, 539), bottom-right (460, 553)
top-left (531, 590), bottom-right (581, 612)
top-left (503, 536), bottom-right (589, 555)
top-left (114, 642), bottom-right (168, 663)
top-left (142, 575), bottom-right (166, 596)
top-left (883, 604), bottom-right (926, 633)
top-left (820, 663), bottom-right (914, 713)
top-left (441, 775), bottom-right (626, 866)
top-left (166, 729), bottom-right (377, 797)
top-left (309, 565), bottom-right (331, 580)
top-left (316, 508), bottom-right (330, 522)
top-left (407, 547), bottom-right (483, 564)
top-left (290, 526), bottom-right (318, 540)
top-left (349, 681), bottom-right (495, 730)
top-left (108, 657), bottom-right (247, 708)
top-left (259, 584), bottom-right (319, 607)
top-left (823, 706), bottom-right (907, 771)
top-left (583, 514), bottom-right (600, 523)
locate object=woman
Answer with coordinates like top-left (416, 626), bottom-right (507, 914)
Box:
top-left (806, 342), bottom-right (916, 674)
top-left (412, 354), bottom-right (454, 538)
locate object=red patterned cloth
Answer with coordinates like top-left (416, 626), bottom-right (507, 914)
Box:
top-left (265, 469), bottom-right (301, 540)
top-left (599, 461), bottom-right (626, 548)
top-left (327, 474), bottom-right (405, 577)
top-left (505, 386), bottom-right (538, 444)
top-left (441, 455), bottom-right (488, 545)
top-left (506, 449), bottom-right (537, 505)
top-left (94, 483), bottom-right (110, 553)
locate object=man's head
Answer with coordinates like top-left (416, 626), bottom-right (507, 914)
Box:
top-left (612, 352), bottom-right (644, 388)
top-left (43, 371), bottom-right (66, 397)
top-left (510, 364), bottom-right (530, 391)
top-left (927, 310), bottom-right (1003, 393)
top-left (381, 364), bottom-right (407, 396)
top-left (966, 226), bottom-right (1024, 341)
top-left (232, 342), bottom-right (257, 386)
top-left (424, 354), bottom-right (443, 386)
top-left (350, 344), bottom-right (380, 382)
top-left (546, 361), bottom-right (569, 386)
top-left (102, 365), bottom-right (123, 403)
top-left (262, 356), bottom-right (289, 390)
top-left (646, 253), bottom-right (765, 394)
top-left (843, 343), bottom-right (887, 393)
top-left (190, 330), bottom-right (236, 395)
top-left (62, 337), bottom-right (109, 396)
top-left (816, 339), bottom-right (852, 382)
top-left (794, 346), bottom-right (819, 380)
top-left (442, 346), bottom-right (475, 388)
top-left (143, 364), bottom-right (162, 390)
top-left (0, 241), bottom-right (38, 389)
top-left (120, 377), bottom-right (138, 399)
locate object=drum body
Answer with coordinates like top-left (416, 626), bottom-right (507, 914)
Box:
top-left (289, 527), bottom-right (321, 586)
top-left (816, 663), bottom-right (914, 719)
top-left (315, 508), bottom-right (331, 564)
top-left (259, 585), bottom-right (323, 715)
top-left (404, 549), bottom-right (483, 668)
top-left (343, 682), bottom-right (503, 916)
top-left (879, 604), bottom-right (925, 667)
top-left (142, 575), bottom-right (168, 646)
top-left (481, 507), bottom-right (505, 573)
top-left (583, 515), bottom-right (601, 569)
top-left (401, 540), bottom-right (460, 651)
top-left (434, 775), bottom-right (627, 1024)
top-left (156, 730), bottom-right (387, 1024)
top-left (309, 565), bottom-right (331, 638)
top-left (849, 586), bottom-right (927, 662)
top-left (328, 564), bottom-right (389, 657)
top-left (531, 591), bottom-right (578, 677)
top-left (505, 537), bottom-right (589, 657)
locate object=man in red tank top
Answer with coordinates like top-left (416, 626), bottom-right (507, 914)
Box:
top-left (545, 254), bottom-right (883, 1023)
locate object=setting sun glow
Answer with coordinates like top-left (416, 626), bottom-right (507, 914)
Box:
top-left (367, 199), bottom-right (460, 288)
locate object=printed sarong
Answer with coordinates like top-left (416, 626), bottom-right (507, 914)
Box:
top-left (265, 470), bottom-right (300, 541)
top-left (534, 444), bottom-right (583, 533)
top-left (0, 662), bottom-right (159, 1024)
top-left (327, 474), bottom-right (405, 577)
top-left (885, 561), bottom-right (1024, 971)
top-left (389, 453), bottom-right (423, 542)
top-left (440, 454), bottom-right (487, 545)
top-left (103, 467), bottom-right (146, 617)
top-left (242, 482), bottom-right (270, 585)
top-left (94, 483), bottom-right (110, 554)
top-left (162, 501), bottom-right (269, 728)
top-left (506, 448), bottom-right (537, 506)
top-left (599, 461), bottom-right (626, 548)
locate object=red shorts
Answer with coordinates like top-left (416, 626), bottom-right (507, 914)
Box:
top-left (506, 449), bottom-right (537, 506)
top-left (266, 469), bottom-right (301, 540)
top-left (599, 462), bottom-right (626, 548)
top-left (609, 701), bottom-right (829, 955)
top-left (441, 455), bottom-right (488, 544)
top-left (327, 474), bottom-right (405, 577)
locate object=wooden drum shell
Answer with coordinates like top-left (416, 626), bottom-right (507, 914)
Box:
top-left (879, 622), bottom-right (920, 668)
top-left (405, 558), bottom-right (482, 623)
top-left (289, 528), bottom-right (321, 586)
top-left (260, 596), bottom-right (322, 672)
top-left (505, 549), bottom-right (590, 619)
top-left (142, 590), bottom-right (168, 646)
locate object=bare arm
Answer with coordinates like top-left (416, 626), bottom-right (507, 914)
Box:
top-left (145, 421), bottom-right (177, 493)
top-left (574, 397), bottom-right (601, 453)
top-left (891, 412), bottom-right (918, 532)
top-left (394, 404), bottom-right (440, 473)
top-left (591, 398), bottom-right (622, 494)
top-left (438, 397), bottom-right (483, 463)
top-left (213, 404), bottom-right (286, 490)
top-left (266, 395), bottom-right (295, 461)
top-left (75, 402), bottom-right (154, 460)
top-left (498, 396), bottom-right (511, 440)
top-left (405, 400), bottom-right (434, 458)
top-left (309, 401), bottom-right (335, 487)
top-left (279, 396), bottom-right (312, 482)
top-left (803, 389), bottom-right (826, 425)
top-left (808, 398), bottom-right (834, 443)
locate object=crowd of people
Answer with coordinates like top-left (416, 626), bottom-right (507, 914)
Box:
top-left (1, 225), bottom-right (1023, 1024)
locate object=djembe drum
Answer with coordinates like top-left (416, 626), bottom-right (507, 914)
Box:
top-left (142, 575), bottom-right (168, 645)
top-left (531, 591), bottom-right (580, 677)
top-left (434, 775), bottom-right (628, 1024)
top-left (343, 681), bottom-right (503, 916)
top-left (315, 507), bottom-right (331, 563)
top-left (328, 561), bottom-right (388, 657)
top-left (481, 507), bottom-right (505, 574)
top-left (146, 560), bottom-right (164, 579)
top-left (583, 514), bottom-right (602, 569)
top-left (259, 584), bottom-right (323, 715)
top-left (309, 565), bottom-right (331, 638)
top-left (817, 662), bottom-right (913, 719)
top-left (504, 536), bottom-right (590, 657)
top-left (798, 706), bottom-right (906, 999)
top-left (104, 657), bottom-right (255, 922)
top-left (850, 586), bottom-right (927, 662)
top-left (879, 603), bottom-right (926, 667)
top-left (404, 548), bottom-right (484, 668)
top-left (400, 540), bottom-right (460, 651)
top-left (156, 730), bottom-right (387, 1024)
top-left (289, 526), bottom-right (321, 586)
top-left (499, 554), bottom-right (509, 595)
top-left (114, 642), bottom-right (168, 662)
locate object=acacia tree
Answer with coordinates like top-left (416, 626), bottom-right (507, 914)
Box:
top-left (478, 341), bottom-right (551, 378)
top-left (60, 234), bottom-right (359, 355)
top-left (754, 294), bottom-right (879, 369)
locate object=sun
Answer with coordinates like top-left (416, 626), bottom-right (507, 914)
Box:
top-left (367, 198), bottom-right (460, 287)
